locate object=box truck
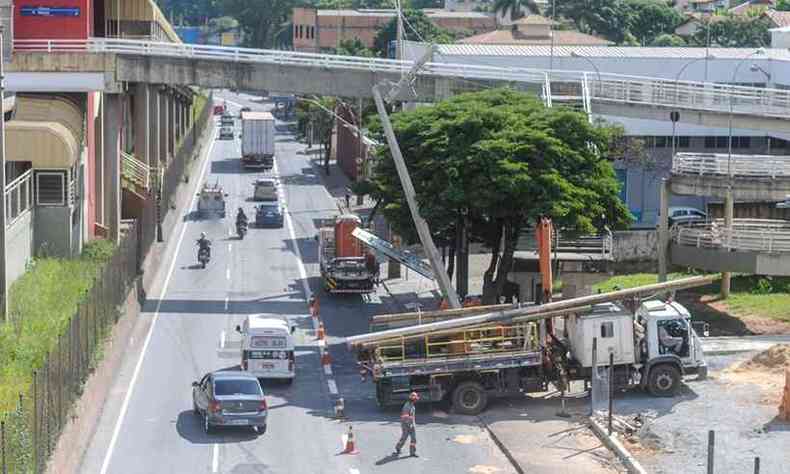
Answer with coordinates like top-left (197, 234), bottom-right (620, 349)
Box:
top-left (241, 111), bottom-right (275, 169)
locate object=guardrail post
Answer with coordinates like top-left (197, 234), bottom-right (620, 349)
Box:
top-left (1, 420), bottom-right (6, 474)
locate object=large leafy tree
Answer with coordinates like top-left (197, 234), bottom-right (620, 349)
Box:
top-left (156, 0), bottom-right (221, 25)
top-left (690, 13), bottom-right (771, 48)
top-left (296, 97), bottom-right (337, 175)
top-left (493, 0), bottom-right (541, 21)
top-left (221, 0), bottom-right (295, 48)
top-left (366, 89), bottom-right (631, 303)
top-left (373, 10), bottom-right (456, 57)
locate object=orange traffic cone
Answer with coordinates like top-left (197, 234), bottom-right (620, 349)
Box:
top-left (343, 425), bottom-right (359, 454)
top-left (317, 321), bottom-right (326, 341)
top-left (321, 350), bottom-right (332, 366)
top-left (309, 296), bottom-right (320, 318)
top-left (780, 368), bottom-right (790, 422)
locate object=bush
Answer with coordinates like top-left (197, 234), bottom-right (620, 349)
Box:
top-left (751, 277), bottom-right (774, 295)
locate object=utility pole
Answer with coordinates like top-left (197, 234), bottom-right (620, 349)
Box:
top-left (371, 47), bottom-right (461, 309)
top-left (0, 32), bottom-right (7, 321)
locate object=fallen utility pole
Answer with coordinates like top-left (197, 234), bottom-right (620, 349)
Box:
top-left (346, 275), bottom-right (717, 347)
top-left (371, 46), bottom-right (461, 309)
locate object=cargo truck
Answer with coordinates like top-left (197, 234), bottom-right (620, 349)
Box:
top-left (350, 277), bottom-right (712, 415)
top-left (317, 215), bottom-right (377, 294)
top-left (241, 111), bottom-right (275, 170)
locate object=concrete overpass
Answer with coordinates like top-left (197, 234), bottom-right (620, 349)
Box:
top-left (8, 38), bottom-right (790, 134)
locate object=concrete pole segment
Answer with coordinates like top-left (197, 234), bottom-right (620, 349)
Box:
top-left (721, 188), bottom-right (734, 298)
top-left (134, 83), bottom-right (150, 168)
top-left (159, 87), bottom-right (169, 164)
top-left (102, 93), bottom-right (122, 243)
top-left (658, 178), bottom-right (669, 282)
top-left (168, 93), bottom-right (176, 157)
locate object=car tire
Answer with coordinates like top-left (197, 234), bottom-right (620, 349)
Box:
top-left (255, 424), bottom-right (267, 435)
top-left (204, 414), bottom-right (213, 435)
top-left (647, 364), bottom-right (681, 397)
top-left (452, 381), bottom-right (488, 415)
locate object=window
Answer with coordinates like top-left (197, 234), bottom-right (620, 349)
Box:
top-left (35, 171), bottom-right (66, 206)
top-left (770, 137), bottom-right (788, 149)
top-left (735, 136), bottom-right (751, 149)
top-left (704, 136), bottom-right (716, 148)
top-left (678, 136), bottom-right (690, 148)
top-left (716, 136), bottom-right (729, 148)
top-left (600, 322), bottom-right (614, 338)
top-left (655, 136), bottom-right (668, 148)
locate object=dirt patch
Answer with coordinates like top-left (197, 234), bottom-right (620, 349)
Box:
top-left (722, 345), bottom-right (790, 405)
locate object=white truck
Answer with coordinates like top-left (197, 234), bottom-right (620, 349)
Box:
top-left (241, 111), bottom-right (275, 170)
top-left (355, 296), bottom-right (708, 415)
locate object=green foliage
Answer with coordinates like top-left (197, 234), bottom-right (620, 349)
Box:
top-left (650, 33), bottom-right (687, 47)
top-left (156, 0), bottom-right (221, 25)
top-left (221, 0), bottom-right (295, 48)
top-left (296, 97), bottom-right (337, 171)
top-left (373, 10), bottom-right (456, 57)
top-left (0, 243), bottom-right (114, 414)
top-left (334, 38), bottom-right (375, 57)
top-left (751, 277), bottom-right (773, 295)
top-left (778, 0), bottom-right (790, 11)
top-left (493, 0), bottom-right (542, 20)
top-left (367, 88), bottom-right (631, 300)
top-left (690, 14), bottom-right (771, 48)
top-left (550, 0), bottom-right (682, 45)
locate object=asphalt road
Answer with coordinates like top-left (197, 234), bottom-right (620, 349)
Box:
top-left (79, 91), bottom-right (514, 474)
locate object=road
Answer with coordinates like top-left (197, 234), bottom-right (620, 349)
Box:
top-left (79, 91), bottom-right (514, 474)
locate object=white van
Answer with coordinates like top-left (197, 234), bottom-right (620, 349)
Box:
top-left (236, 314), bottom-right (296, 382)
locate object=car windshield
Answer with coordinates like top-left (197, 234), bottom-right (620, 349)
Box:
top-left (260, 204), bottom-right (279, 212)
top-left (214, 379), bottom-right (261, 396)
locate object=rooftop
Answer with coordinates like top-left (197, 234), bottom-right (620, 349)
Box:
top-left (766, 9), bottom-right (790, 28)
top-left (458, 29), bottom-right (611, 46)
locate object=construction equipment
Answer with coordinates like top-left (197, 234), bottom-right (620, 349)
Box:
top-left (351, 227), bottom-right (434, 279)
top-left (351, 275), bottom-right (715, 414)
top-left (318, 215), bottom-right (378, 294)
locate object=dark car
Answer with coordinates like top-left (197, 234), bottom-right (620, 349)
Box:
top-left (192, 370), bottom-right (268, 434)
top-left (256, 202), bottom-right (284, 228)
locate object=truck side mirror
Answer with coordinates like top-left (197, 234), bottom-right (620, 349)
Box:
top-left (291, 325), bottom-right (296, 334)
top-left (314, 235), bottom-right (319, 242)
top-left (192, 381), bottom-right (199, 387)
top-left (235, 325), bottom-right (242, 333)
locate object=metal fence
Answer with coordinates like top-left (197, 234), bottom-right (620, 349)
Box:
top-left (0, 220), bottom-right (140, 474)
top-left (5, 169), bottom-right (33, 228)
top-left (673, 152), bottom-right (790, 178)
top-left (673, 219), bottom-right (790, 253)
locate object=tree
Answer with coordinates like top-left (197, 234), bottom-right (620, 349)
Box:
top-left (296, 97), bottom-right (337, 175)
top-left (366, 89), bottom-right (631, 303)
top-left (156, 0), bottom-right (221, 25)
top-left (335, 38), bottom-right (375, 57)
top-left (625, 0), bottom-right (683, 45)
top-left (778, 0), bottom-right (790, 11)
top-left (493, 0), bottom-right (541, 22)
top-left (221, 0), bottom-right (295, 48)
top-left (650, 33), bottom-right (686, 47)
top-left (690, 13), bottom-right (771, 48)
top-left (373, 9), bottom-right (456, 57)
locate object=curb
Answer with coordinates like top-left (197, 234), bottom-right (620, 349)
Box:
top-left (477, 416), bottom-right (525, 474)
top-left (588, 417), bottom-right (648, 474)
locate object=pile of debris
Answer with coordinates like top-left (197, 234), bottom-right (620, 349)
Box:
top-left (725, 344), bottom-right (790, 407)
top-left (591, 411), bottom-right (662, 451)
top-left (738, 344), bottom-right (790, 372)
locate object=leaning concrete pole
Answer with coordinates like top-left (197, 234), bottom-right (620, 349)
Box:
top-left (721, 187), bottom-right (734, 298)
top-left (0, 32), bottom-right (7, 321)
top-left (372, 68), bottom-right (461, 309)
top-left (658, 178), bottom-right (669, 282)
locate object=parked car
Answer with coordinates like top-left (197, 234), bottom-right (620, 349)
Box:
top-left (252, 178), bottom-right (279, 201)
top-left (213, 104), bottom-right (226, 115)
top-left (219, 126), bottom-right (234, 140)
top-left (192, 370), bottom-right (268, 434)
top-left (256, 202), bottom-right (284, 228)
top-left (666, 207), bottom-right (707, 226)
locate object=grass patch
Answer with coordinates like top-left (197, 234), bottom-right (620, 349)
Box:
top-left (592, 272), bottom-right (790, 322)
top-left (0, 240), bottom-right (114, 414)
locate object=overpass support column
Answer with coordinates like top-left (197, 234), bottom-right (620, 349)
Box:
top-left (721, 188), bottom-right (734, 298)
top-left (159, 87), bottom-right (170, 164)
top-left (181, 101), bottom-right (189, 139)
top-left (169, 93), bottom-right (176, 158)
top-left (134, 84), bottom-right (150, 172)
top-left (434, 78), bottom-right (452, 101)
top-left (102, 93), bottom-right (122, 243)
top-left (658, 178), bottom-right (669, 282)
top-left (149, 85), bottom-right (163, 242)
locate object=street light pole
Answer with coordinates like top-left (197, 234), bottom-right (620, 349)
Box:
top-left (0, 32), bottom-right (7, 321)
top-left (672, 53), bottom-right (715, 156)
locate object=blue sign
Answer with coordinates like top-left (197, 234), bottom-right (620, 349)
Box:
top-left (21, 6), bottom-right (81, 17)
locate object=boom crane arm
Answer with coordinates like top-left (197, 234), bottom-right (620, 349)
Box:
top-left (372, 46), bottom-right (462, 309)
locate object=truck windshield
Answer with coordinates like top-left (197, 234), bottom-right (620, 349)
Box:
top-left (214, 379), bottom-right (261, 396)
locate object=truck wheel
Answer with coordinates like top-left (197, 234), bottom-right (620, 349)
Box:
top-left (647, 364), bottom-right (681, 397)
top-left (452, 381), bottom-right (488, 415)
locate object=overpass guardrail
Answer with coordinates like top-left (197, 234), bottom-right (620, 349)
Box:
top-left (12, 38), bottom-right (790, 121)
top-left (673, 152), bottom-right (790, 178)
top-left (673, 219), bottom-right (790, 253)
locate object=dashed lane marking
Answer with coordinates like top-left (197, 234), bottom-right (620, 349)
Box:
top-left (220, 330), bottom-right (226, 349)
top-left (324, 364), bottom-right (333, 376)
top-left (226, 268), bottom-right (231, 280)
top-left (212, 443), bottom-right (219, 473)
top-left (327, 379), bottom-right (338, 395)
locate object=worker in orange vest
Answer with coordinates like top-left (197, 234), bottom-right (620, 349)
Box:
top-left (394, 392), bottom-right (419, 457)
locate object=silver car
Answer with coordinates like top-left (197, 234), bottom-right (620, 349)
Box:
top-left (192, 370), bottom-right (268, 434)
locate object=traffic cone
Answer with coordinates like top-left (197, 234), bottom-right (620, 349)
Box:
top-left (317, 321), bottom-right (326, 341)
top-left (309, 296), bottom-right (320, 318)
top-left (780, 368), bottom-right (790, 422)
top-left (321, 350), bottom-right (332, 366)
top-left (343, 425), bottom-right (359, 454)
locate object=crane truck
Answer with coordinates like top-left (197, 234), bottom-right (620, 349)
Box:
top-left (317, 215), bottom-right (378, 294)
top-left (348, 276), bottom-right (712, 415)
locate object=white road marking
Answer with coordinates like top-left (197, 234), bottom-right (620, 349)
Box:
top-left (220, 330), bottom-right (226, 349)
top-left (212, 443), bottom-right (219, 473)
top-left (226, 268), bottom-right (231, 280)
top-left (99, 128), bottom-right (219, 474)
top-left (327, 379), bottom-right (338, 395)
top-left (324, 364), bottom-right (332, 376)
top-left (318, 339), bottom-right (326, 348)
top-left (228, 243), bottom-right (232, 252)
top-left (350, 469), bottom-right (360, 474)
top-left (224, 296), bottom-right (229, 311)
top-left (280, 162), bottom-right (311, 299)
top-left (228, 226), bottom-right (233, 237)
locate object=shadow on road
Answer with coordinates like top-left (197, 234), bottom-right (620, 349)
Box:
top-left (175, 410), bottom-right (260, 445)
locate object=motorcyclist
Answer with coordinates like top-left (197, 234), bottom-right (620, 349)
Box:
top-left (236, 207), bottom-right (248, 227)
top-left (197, 232), bottom-right (211, 259)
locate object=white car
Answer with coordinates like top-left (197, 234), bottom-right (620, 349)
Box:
top-left (219, 126), bottom-right (234, 140)
top-left (252, 178), bottom-right (279, 201)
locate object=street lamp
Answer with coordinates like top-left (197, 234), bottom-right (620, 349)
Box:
top-left (749, 63), bottom-right (771, 84)
top-left (672, 53), bottom-right (716, 157)
top-left (728, 48), bottom-right (766, 178)
top-left (570, 51), bottom-right (602, 97)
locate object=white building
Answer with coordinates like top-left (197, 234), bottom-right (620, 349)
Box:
top-left (772, 26), bottom-right (790, 48)
top-left (404, 42), bottom-right (790, 226)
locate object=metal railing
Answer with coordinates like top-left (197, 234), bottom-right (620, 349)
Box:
top-left (121, 151), bottom-right (150, 191)
top-left (673, 219), bottom-right (790, 253)
top-left (5, 169), bottom-right (33, 227)
top-left (12, 38), bottom-right (790, 121)
top-left (673, 152), bottom-right (790, 178)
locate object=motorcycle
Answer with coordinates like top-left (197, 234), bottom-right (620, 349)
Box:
top-left (198, 247), bottom-right (210, 268)
top-left (237, 219), bottom-right (248, 240)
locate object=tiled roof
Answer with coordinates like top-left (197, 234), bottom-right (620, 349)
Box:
top-left (435, 44), bottom-right (790, 61)
top-left (513, 15), bottom-right (557, 25)
top-left (766, 9), bottom-right (790, 27)
top-left (458, 29), bottom-right (611, 46)
top-left (315, 8), bottom-right (493, 19)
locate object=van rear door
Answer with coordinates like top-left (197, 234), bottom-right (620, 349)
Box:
top-left (243, 334), bottom-right (294, 378)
